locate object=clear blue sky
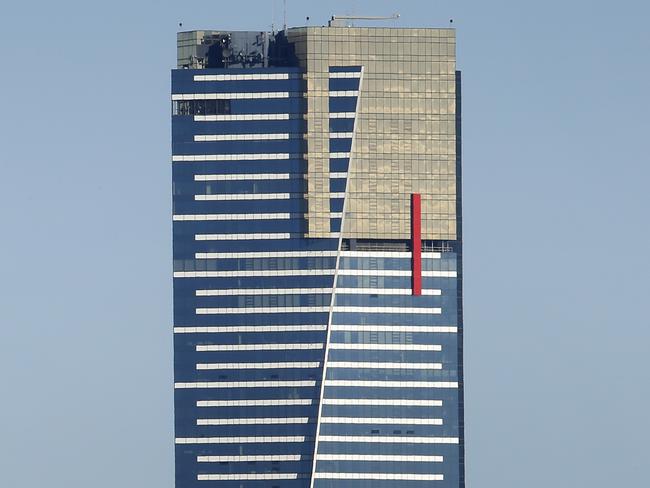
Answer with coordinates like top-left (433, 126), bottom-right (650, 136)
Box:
top-left (1, 0), bottom-right (648, 486)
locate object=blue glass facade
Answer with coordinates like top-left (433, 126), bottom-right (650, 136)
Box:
top-left (172, 27), bottom-right (463, 488)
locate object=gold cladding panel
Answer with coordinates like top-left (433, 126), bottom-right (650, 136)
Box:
top-left (288, 27), bottom-right (457, 240)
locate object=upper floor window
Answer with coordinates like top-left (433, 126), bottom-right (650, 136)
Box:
top-left (172, 99), bottom-right (231, 116)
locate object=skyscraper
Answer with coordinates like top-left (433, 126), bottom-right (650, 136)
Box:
top-left (172, 22), bottom-right (463, 487)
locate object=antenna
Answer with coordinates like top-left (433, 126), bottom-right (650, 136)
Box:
top-left (329, 13), bottom-right (400, 27)
top-left (283, 0), bottom-right (287, 31)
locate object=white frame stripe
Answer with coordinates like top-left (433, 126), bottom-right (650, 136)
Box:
top-left (196, 343), bottom-right (323, 352)
top-left (194, 193), bottom-right (290, 201)
top-left (175, 269), bottom-right (335, 278)
top-left (331, 325), bottom-right (457, 333)
top-left (198, 455), bottom-right (301, 462)
top-left (197, 306), bottom-right (330, 314)
top-left (196, 288), bottom-right (332, 297)
top-left (194, 73), bottom-right (290, 81)
top-left (327, 361), bottom-right (442, 370)
top-left (194, 173), bottom-right (290, 181)
top-left (194, 287), bottom-right (437, 296)
top-left (328, 343), bottom-right (442, 351)
top-left (195, 250), bottom-right (338, 259)
top-left (316, 454), bottom-right (442, 462)
top-left (197, 399), bottom-right (312, 407)
top-left (194, 133), bottom-right (289, 142)
top-left (175, 325), bottom-right (327, 334)
top-left (198, 474), bottom-right (299, 481)
top-left (172, 92), bottom-right (289, 100)
top-left (193, 233), bottom-right (291, 242)
top-left (173, 213), bottom-right (289, 221)
top-left (320, 417), bottom-right (442, 425)
top-left (318, 435), bottom-right (459, 444)
top-left (176, 436), bottom-right (305, 444)
top-left (338, 269), bottom-right (457, 278)
top-left (329, 90), bottom-right (359, 97)
top-left (322, 399), bottom-right (442, 407)
top-left (328, 72), bottom-right (362, 79)
top-left (172, 153), bottom-right (290, 162)
top-left (332, 306), bottom-right (442, 314)
top-left (197, 417), bottom-right (309, 425)
top-left (314, 473), bottom-right (443, 481)
top-left (191, 250), bottom-right (441, 259)
top-left (194, 113), bottom-right (290, 121)
top-left (323, 380), bottom-right (458, 388)
top-left (175, 380), bottom-right (316, 389)
top-left (196, 361), bottom-right (320, 370)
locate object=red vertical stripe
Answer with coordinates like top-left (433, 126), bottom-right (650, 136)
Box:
top-left (411, 193), bottom-right (422, 296)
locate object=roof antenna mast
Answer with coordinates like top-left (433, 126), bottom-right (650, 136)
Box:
top-left (329, 13), bottom-right (400, 27)
top-left (283, 0), bottom-right (287, 31)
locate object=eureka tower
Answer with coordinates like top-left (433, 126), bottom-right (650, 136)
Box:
top-left (172, 22), bottom-right (464, 488)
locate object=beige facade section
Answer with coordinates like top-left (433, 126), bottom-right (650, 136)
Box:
top-left (177, 31), bottom-right (211, 68)
top-left (288, 27), bottom-right (457, 240)
top-left (288, 29), bottom-right (333, 237)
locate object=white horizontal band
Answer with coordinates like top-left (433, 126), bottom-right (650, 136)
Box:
top-left (194, 73), bottom-right (290, 81)
top-left (322, 399), bottom-right (442, 406)
top-left (332, 306), bottom-right (442, 315)
top-left (196, 306), bottom-right (330, 314)
top-left (197, 399), bottom-right (313, 407)
top-left (195, 193), bottom-right (290, 201)
top-left (338, 269), bottom-right (457, 278)
top-left (329, 172), bottom-right (348, 178)
top-left (316, 454), bottom-right (442, 462)
top-left (175, 269), bottom-right (334, 277)
top-left (321, 417), bottom-right (442, 425)
top-left (329, 112), bottom-right (355, 118)
top-left (341, 251), bottom-right (441, 259)
top-left (327, 361), bottom-right (442, 370)
top-left (172, 92), bottom-right (289, 100)
top-left (314, 473), bottom-right (443, 481)
top-left (196, 361), bottom-right (320, 370)
top-left (198, 454), bottom-right (301, 462)
top-left (324, 380), bottom-right (457, 388)
top-left (194, 133), bottom-right (289, 142)
top-left (329, 132), bottom-right (353, 139)
top-left (195, 287), bottom-right (437, 296)
top-left (172, 153), bottom-right (290, 162)
top-left (329, 90), bottom-right (359, 97)
top-left (174, 213), bottom-right (289, 221)
top-left (318, 435), bottom-right (458, 444)
top-left (196, 343), bottom-right (323, 352)
top-left (197, 417), bottom-right (309, 425)
top-left (330, 192), bottom-right (346, 198)
top-left (330, 152), bottom-right (350, 158)
top-left (328, 343), bottom-right (441, 351)
top-left (175, 325), bottom-right (327, 334)
top-left (196, 250), bottom-right (337, 259)
top-left (194, 173), bottom-right (290, 181)
top-left (196, 287), bottom-right (331, 297)
top-left (331, 325), bottom-right (456, 333)
top-left (176, 436), bottom-right (305, 444)
top-left (175, 380), bottom-right (316, 389)
top-left (328, 72), bottom-right (361, 79)
top-left (193, 233), bottom-right (291, 241)
top-left (336, 288), bottom-right (441, 296)
top-left (194, 113), bottom-right (290, 121)
top-left (198, 473), bottom-right (298, 481)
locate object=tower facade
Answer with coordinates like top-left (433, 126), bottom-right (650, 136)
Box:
top-left (172, 25), bottom-right (464, 487)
